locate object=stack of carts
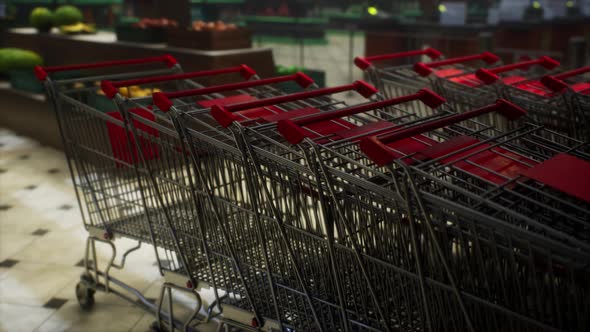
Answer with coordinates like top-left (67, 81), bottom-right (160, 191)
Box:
top-left (357, 49), bottom-right (590, 141)
top-left (36, 54), bottom-right (589, 332)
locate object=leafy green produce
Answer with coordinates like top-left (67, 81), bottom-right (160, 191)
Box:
top-left (53, 5), bottom-right (83, 27)
top-left (0, 48), bottom-right (43, 72)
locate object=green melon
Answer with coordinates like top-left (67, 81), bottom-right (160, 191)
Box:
top-left (29, 7), bottom-right (53, 32)
top-left (53, 5), bottom-right (83, 27)
top-left (0, 48), bottom-right (43, 72)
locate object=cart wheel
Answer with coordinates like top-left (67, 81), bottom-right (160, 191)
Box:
top-left (75, 275), bottom-right (96, 311)
top-left (149, 321), bottom-right (168, 332)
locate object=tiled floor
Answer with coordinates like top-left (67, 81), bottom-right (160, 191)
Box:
top-left (0, 129), bottom-right (177, 332)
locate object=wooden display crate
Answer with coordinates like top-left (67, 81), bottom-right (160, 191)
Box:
top-left (167, 28), bottom-right (252, 50)
top-left (115, 25), bottom-right (168, 44)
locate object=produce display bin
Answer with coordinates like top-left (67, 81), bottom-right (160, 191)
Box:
top-left (9, 69), bottom-right (44, 93)
top-left (167, 27), bottom-right (252, 50)
top-left (115, 25), bottom-right (167, 43)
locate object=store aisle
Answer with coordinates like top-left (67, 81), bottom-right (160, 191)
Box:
top-left (257, 31), bottom-right (367, 90)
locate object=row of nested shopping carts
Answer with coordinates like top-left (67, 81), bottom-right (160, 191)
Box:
top-left (34, 49), bottom-right (589, 332)
top-left (356, 48), bottom-right (590, 142)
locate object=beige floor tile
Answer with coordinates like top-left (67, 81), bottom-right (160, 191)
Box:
top-left (12, 228), bottom-right (87, 266)
top-left (0, 303), bottom-right (55, 332)
top-left (0, 203), bottom-right (60, 235)
top-left (128, 314), bottom-right (155, 332)
top-left (10, 183), bottom-right (77, 213)
top-left (0, 262), bottom-right (80, 306)
top-left (0, 229), bottom-right (36, 262)
top-left (35, 301), bottom-right (143, 332)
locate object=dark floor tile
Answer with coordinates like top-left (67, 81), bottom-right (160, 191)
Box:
top-left (25, 185), bottom-right (38, 190)
top-left (47, 168), bottom-right (60, 174)
top-left (0, 168), bottom-right (6, 174)
top-left (59, 204), bottom-right (73, 210)
top-left (43, 297), bottom-right (68, 310)
top-left (0, 204), bottom-right (12, 211)
top-left (0, 259), bottom-right (19, 268)
top-left (18, 154), bottom-right (30, 160)
top-left (31, 228), bottom-right (49, 236)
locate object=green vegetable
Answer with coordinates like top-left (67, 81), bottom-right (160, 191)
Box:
top-left (0, 48), bottom-right (43, 72)
top-left (29, 7), bottom-right (53, 32)
top-left (53, 5), bottom-right (83, 27)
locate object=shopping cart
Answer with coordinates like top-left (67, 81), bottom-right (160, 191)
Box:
top-left (207, 83), bottom-right (528, 330)
top-left (35, 55), bottom-right (182, 302)
top-left (35, 57), bottom-right (270, 331)
top-left (153, 80), bottom-right (390, 331)
top-left (539, 66), bottom-right (590, 141)
top-left (411, 56), bottom-right (559, 131)
top-left (354, 49), bottom-right (442, 115)
top-left (287, 102), bottom-right (589, 331)
top-left (107, 71), bottom-right (322, 331)
top-left (411, 52), bottom-right (501, 114)
top-left (205, 88), bottom-right (460, 331)
top-left (468, 56), bottom-right (561, 130)
top-left (213, 76), bottom-right (588, 330)
top-left (355, 50), bottom-right (501, 118)
top-left (238, 89), bottom-right (590, 331)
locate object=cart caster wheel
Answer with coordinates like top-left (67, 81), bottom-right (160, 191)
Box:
top-left (75, 281), bottom-right (95, 311)
top-left (149, 321), bottom-right (168, 332)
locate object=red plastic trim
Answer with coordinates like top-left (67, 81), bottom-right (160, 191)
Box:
top-left (541, 66), bottom-right (590, 92)
top-left (157, 73), bottom-right (313, 100)
top-left (100, 80), bottom-right (119, 99)
top-left (34, 66), bottom-right (47, 81)
top-left (277, 119), bottom-right (310, 144)
top-left (275, 88), bottom-right (445, 145)
top-left (109, 65), bottom-right (256, 91)
top-left (413, 52), bottom-right (500, 76)
top-left (35, 55), bottom-right (178, 82)
top-left (476, 56), bottom-right (560, 84)
top-left (223, 81), bottom-right (376, 113)
top-left (153, 92), bottom-right (173, 113)
top-left (523, 153), bottom-right (590, 203)
top-left (211, 104), bottom-right (240, 128)
top-left (378, 99), bottom-right (525, 145)
top-left (359, 136), bottom-right (399, 167)
top-left (354, 48), bottom-right (442, 70)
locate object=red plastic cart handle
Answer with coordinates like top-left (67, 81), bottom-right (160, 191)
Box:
top-left (360, 99), bottom-right (527, 166)
top-left (278, 88), bottom-right (445, 145)
top-left (152, 72), bottom-right (314, 112)
top-left (34, 55), bottom-right (178, 81)
top-left (101, 65), bottom-right (256, 99)
top-left (413, 52), bottom-right (500, 77)
top-left (540, 66), bottom-right (590, 92)
top-left (475, 56), bottom-right (560, 85)
top-left (211, 80), bottom-right (379, 128)
top-left (354, 48), bottom-right (442, 71)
